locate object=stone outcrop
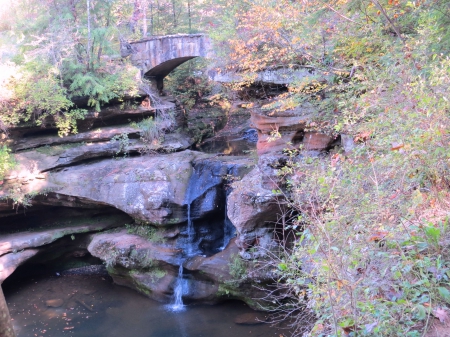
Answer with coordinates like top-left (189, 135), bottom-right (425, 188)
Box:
top-left (227, 166), bottom-right (282, 258)
top-left (251, 105), bottom-right (339, 155)
top-left (11, 126), bottom-right (141, 152)
top-left (0, 218), bottom-right (124, 257)
top-left (0, 90), bottom-right (282, 309)
top-left (6, 98), bottom-right (168, 140)
top-left (0, 249), bottom-right (39, 283)
top-left (88, 232), bottom-right (272, 308)
top-left (11, 133), bottom-right (192, 173)
top-left (0, 209), bottom-right (129, 283)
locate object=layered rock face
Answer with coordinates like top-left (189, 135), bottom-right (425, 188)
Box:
top-left (0, 97), bottom-right (277, 308)
top-left (250, 105), bottom-right (337, 155)
top-left (0, 70), bottom-right (354, 309)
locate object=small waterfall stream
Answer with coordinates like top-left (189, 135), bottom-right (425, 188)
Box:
top-left (169, 264), bottom-right (187, 312)
top-left (167, 161), bottom-right (241, 311)
top-left (167, 166), bottom-right (200, 311)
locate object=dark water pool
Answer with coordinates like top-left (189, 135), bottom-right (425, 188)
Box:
top-left (195, 135), bottom-right (256, 156)
top-left (4, 275), bottom-right (287, 337)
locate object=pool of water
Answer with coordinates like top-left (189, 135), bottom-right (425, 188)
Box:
top-left (195, 135), bottom-right (256, 156)
top-left (4, 274), bottom-right (287, 337)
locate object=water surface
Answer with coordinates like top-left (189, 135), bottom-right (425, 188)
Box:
top-left (5, 274), bottom-right (286, 337)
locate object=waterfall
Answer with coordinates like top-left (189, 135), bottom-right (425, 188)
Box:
top-left (167, 264), bottom-right (186, 312)
top-left (168, 160), bottom-right (238, 311)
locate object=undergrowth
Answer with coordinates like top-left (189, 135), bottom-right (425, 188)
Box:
top-left (219, 1), bottom-right (450, 336)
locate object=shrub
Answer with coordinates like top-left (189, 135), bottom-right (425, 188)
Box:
top-left (0, 145), bottom-right (15, 180)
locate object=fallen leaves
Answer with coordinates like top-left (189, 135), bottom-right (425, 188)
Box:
top-left (433, 307), bottom-right (449, 324)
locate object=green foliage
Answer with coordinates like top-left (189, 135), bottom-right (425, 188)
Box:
top-left (135, 117), bottom-right (160, 144)
top-left (110, 133), bottom-right (130, 156)
top-left (165, 58), bottom-right (212, 111)
top-left (0, 145), bottom-right (15, 180)
top-left (148, 268), bottom-right (166, 281)
top-left (229, 254), bottom-right (247, 281)
top-left (131, 110), bottom-right (175, 146)
top-left (125, 223), bottom-right (165, 244)
top-left (3, 66), bottom-right (88, 136)
top-left (67, 63), bottom-right (139, 112)
top-left (0, 0), bottom-right (139, 136)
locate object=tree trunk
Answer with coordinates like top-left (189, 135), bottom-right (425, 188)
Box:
top-left (150, 2), bottom-right (153, 35)
top-left (187, 0), bottom-right (191, 33)
top-left (87, 0), bottom-right (91, 69)
top-left (0, 286), bottom-right (16, 337)
top-left (172, 0), bottom-right (176, 29)
top-left (142, 0), bottom-right (147, 37)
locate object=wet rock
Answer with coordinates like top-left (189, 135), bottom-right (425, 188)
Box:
top-left (243, 129), bottom-right (258, 143)
top-left (184, 238), bottom-right (241, 283)
top-left (109, 264), bottom-right (178, 303)
top-left (46, 299), bottom-right (64, 308)
top-left (234, 312), bottom-right (268, 325)
top-left (183, 239), bottom-right (272, 308)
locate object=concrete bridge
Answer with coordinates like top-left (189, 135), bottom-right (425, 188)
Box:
top-left (126, 34), bottom-right (211, 93)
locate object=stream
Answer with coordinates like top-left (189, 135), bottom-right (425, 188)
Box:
top-left (4, 274), bottom-right (286, 337)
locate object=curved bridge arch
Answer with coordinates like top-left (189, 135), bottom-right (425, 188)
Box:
top-left (129, 34), bottom-right (211, 93)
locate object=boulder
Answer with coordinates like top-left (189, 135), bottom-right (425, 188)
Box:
top-left (303, 131), bottom-right (335, 151)
top-left (341, 134), bottom-right (355, 153)
top-left (227, 167), bottom-right (281, 256)
top-left (1, 151), bottom-right (203, 224)
top-left (250, 105), bottom-right (314, 155)
top-left (0, 249), bottom-right (39, 283)
top-left (87, 229), bottom-right (181, 267)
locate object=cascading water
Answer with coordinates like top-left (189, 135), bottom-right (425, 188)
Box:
top-left (168, 264), bottom-right (186, 312)
top-left (167, 160), bottom-right (241, 311)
